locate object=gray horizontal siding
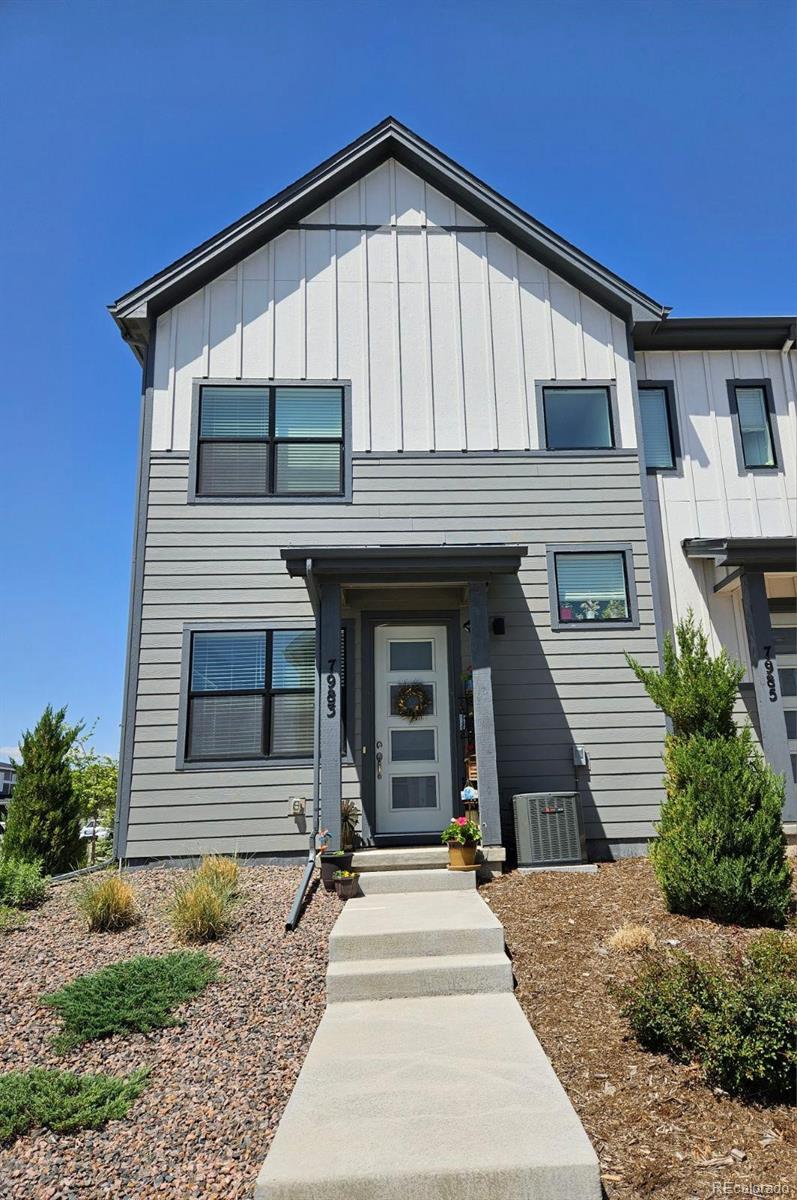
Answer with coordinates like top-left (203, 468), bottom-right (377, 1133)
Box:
top-left (125, 449), bottom-right (665, 858)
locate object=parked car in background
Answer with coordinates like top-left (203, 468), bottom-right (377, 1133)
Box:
top-left (80, 818), bottom-right (111, 841)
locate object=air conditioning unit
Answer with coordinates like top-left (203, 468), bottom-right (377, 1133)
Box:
top-left (512, 792), bottom-right (586, 868)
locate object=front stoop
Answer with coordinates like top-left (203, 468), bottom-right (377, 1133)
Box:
top-left (255, 872), bottom-right (601, 1200)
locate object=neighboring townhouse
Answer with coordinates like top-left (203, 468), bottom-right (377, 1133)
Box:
top-left (108, 118), bottom-right (796, 865)
top-left (0, 761), bottom-right (15, 825)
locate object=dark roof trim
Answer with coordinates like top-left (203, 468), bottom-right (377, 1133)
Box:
top-left (635, 317), bottom-right (797, 352)
top-left (282, 543), bottom-right (528, 582)
top-left (684, 537), bottom-right (797, 572)
top-left (109, 117), bottom-right (666, 355)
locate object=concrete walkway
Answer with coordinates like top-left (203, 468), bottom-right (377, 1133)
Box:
top-left (255, 870), bottom-right (600, 1200)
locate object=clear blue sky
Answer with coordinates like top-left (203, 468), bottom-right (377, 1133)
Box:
top-left (1, 0), bottom-right (795, 758)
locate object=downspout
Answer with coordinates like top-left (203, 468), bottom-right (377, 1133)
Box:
top-left (285, 558), bottom-right (322, 930)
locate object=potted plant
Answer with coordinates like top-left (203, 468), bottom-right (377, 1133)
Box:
top-left (333, 869), bottom-right (360, 900)
top-left (441, 815), bottom-right (481, 870)
top-left (320, 848), bottom-right (354, 892)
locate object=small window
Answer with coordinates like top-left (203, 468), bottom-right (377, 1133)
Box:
top-left (553, 551), bottom-right (631, 624)
top-left (639, 384), bottom-right (677, 470)
top-left (186, 628), bottom-right (315, 761)
top-left (729, 382), bottom-right (777, 469)
top-left (542, 386), bottom-right (614, 450)
top-left (389, 640), bottom-right (434, 671)
top-left (196, 384), bottom-right (345, 498)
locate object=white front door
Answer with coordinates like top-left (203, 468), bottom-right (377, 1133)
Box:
top-left (373, 623), bottom-right (453, 835)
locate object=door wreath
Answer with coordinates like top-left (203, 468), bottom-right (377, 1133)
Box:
top-left (395, 682), bottom-right (431, 722)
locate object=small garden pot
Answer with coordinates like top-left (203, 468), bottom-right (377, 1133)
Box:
top-left (334, 872), bottom-right (360, 901)
top-left (320, 851), bottom-right (353, 892)
top-left (447, 841), bottom-right (478, 870)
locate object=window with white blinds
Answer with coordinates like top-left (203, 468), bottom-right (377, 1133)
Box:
top-left (732, 384), bottom-right (776, 468)
top-left (187, 629), bottom-right (316, 761)
top-left (196, 384), bottom-right (345, 497)
top-left (639, 385), bottom-right (676, 469)
top-left (554, 551), bottom-right (631, 623)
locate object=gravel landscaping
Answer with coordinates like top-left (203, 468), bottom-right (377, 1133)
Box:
top-left (0, 865), bottom-right (340, 1198)
top-left (484, 857), bottom-right (797, 1200)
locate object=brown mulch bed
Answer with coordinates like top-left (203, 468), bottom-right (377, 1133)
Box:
top-left (0, 866), bottom-right (341, 1199)
top-left (484, 858), bottom-right (796, 1200)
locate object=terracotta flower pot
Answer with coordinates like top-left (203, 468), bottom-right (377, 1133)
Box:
top-left (447, 841), bottom-right (477, 870)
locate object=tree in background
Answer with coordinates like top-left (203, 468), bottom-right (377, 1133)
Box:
top-left (627, 611), bottom-right (792, 927)
top-left (69, 726), bottom-right (118, 864)
top-left (3, 706), bottom-right (83, 875)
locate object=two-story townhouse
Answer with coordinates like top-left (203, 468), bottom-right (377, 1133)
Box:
top-left (109, 118), bottom-right (796, 867)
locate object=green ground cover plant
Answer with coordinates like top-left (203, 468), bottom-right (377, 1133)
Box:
top-left (0, 1067), bottom-right (148, 1145)
top-left (613, 931), bottom-right (797, 1102)
top-left (627, 612), bottom-right (792, 927)
top-left (42, 951), bottom-right (218, 1051)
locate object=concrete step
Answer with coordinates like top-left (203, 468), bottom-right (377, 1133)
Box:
top-left (357, 868), bottom-right (475, 895)
top-left (327, 950), bottom-right (513, 1003)
top-left (328, 890), bottom-right (505, 963)
top-left (255, 992), bottom-right (601, 1200)
top-left (350, 845), bottom-right (506, 875)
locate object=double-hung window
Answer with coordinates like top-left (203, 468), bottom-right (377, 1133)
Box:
top-left (541, 385), bottom-right (616, 450)
top-left (728, 381), bottom-right (777, 469)
top-left (194, 383), bottom-right (346, 498)
top-left (638, 382), bottom-right (678, 470)
top-left (186, 629), bottom-right (315, 762)
top-left (547, 546), bottom-right (638, 629)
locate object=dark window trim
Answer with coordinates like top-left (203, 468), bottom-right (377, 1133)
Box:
top-left (175, 618), bottom-right (352, 771)
top-left (534, 380), bottom-right (620, 451)
top-left (187, 378), bottom-right (353, 504)
top-left (546, 542), bottom-right (641, 632)
top-left (727, 378), bottom-right (780, 472)
top-left (637, 379), bottom-right (681, 473)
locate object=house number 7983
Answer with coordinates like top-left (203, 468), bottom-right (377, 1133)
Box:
top-left (763, 646), bottom-right (778, 702)
top-left (326, 658), bottom-right (337, 718)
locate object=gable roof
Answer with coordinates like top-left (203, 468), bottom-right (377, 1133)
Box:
top-left (109, 116), bottom-right (668, 360)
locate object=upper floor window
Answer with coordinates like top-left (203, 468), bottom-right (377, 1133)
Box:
top-left (541, 385), bottom-right (615, 450)
top-left (728, 380), bottom-right (777, 470)
top-left (638, 382), bottom-right (678, 471)
top-left (195, 383), bottom-right (346, 498)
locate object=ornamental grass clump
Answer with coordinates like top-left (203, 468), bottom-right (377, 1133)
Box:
top-left (0, 1067), bottom-right (149, 1145)
top-left (169, 876), bottom-right (236, 943)
top-left (42, 951), bottom-right (217, 1051)
top-left (627, 611), bottom-right (792, 928)
top-left (607, 923), bottom-right (656, 954)
top-left (195, 854), bottom-right (240, 894)
top-left (75, 872), bottom-right (139, 933)
top-left (613, 931), bottom-right (797, 1102)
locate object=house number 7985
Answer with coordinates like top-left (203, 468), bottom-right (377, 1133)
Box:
top-left (763, 646), bottom-right (778, 702)
top-left (326, 658), bottom-right (337, 718)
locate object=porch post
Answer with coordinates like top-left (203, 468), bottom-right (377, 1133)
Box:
top-left (740, 570), bottom-right (797, 822)
top-left (318, 580), bottom-right (342, 849)
top-left (468, 580), bottom-right (502, 845)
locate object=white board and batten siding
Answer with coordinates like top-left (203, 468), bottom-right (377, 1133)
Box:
top-left (149, 159), bottom-right (637, 457)
top-left (125, 159), bottom-right (663, 861)
top-left (637, 348), bottom-right (797, 677)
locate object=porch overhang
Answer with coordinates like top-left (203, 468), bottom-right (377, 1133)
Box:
top-left (684, 536), bottom-right (797, 574)
top-left (281, 544), bottom-right (528, 583)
